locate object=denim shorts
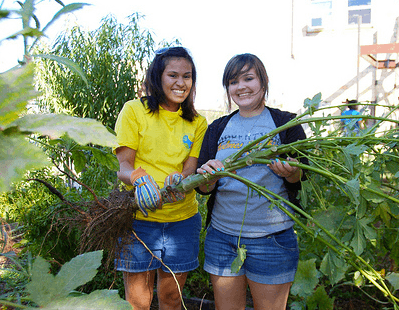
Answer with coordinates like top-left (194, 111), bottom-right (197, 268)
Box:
top-left (115, 213), bottom-right (202, 273)
top-left (204, 225), bottom-right (299, 284)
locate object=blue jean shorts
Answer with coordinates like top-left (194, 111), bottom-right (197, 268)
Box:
top-left (204, 225), bottom-right (299, 284)
top-left (115, 213), bottom-right (202, 273)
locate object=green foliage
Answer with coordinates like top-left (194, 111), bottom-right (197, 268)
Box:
top-left (26, 251), bottom-right (102, 306)
top-left (320, 250), bottom-right (348, 285)
top-left (1, 0), bottom-right (89, 62)
top-left (34, 14), bottom-right (162, 129)
top-left (39, 290), bottom-right (131, 310)
top-left (23, 250), bottom-right (131, 309)
top-left (184, 194), bottom-right (212, 299)
top-left (0, 168), bottom-right (62, 221)
top-left (230, 245), bottom-right (247, 274)
top-left (13, 114), bottom-right (118, 147)
top-left (0, 60), bottom-right (118, 194)
top-left (306, 286), bottom-right (335, 310)
top-left (387, 273), bottom-right (399, 292)
top-left (0, 63), bottom-right (38, 127)
top-left (291, 259), bottom-right (320, 298)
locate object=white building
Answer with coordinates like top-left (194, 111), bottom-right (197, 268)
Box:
top-left (283, 0), bottom-right (399, 123)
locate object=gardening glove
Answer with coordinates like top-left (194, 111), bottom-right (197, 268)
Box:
top-left (130, 167), bottom-right (162, 217)
top-left (163, 172), bottom-right (185, 203)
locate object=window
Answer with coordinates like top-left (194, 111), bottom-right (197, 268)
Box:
top-left (348, 0), bottom-right (371, 6)
top-left (348, 0), bottom-right (371, 25)
top-left (310, 1), bottom-right (332, 28)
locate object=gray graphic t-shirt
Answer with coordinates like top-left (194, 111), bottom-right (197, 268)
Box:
top-left (212, 108), bottom-right (294, 237)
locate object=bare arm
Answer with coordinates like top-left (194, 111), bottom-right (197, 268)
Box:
top-left (115, 146), bottom-right (136, 185)
top-left (181, 156), bottom-right (198, 178)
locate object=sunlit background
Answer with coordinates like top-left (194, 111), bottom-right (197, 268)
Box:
top-left (1, 0), bottom-right (398, 115)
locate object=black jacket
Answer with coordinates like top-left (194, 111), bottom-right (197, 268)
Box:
top-left (196, 107), bottom-right (308, 227)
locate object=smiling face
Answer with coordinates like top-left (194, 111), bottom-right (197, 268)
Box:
top-left (161, 57), bottom-right (193, 111)
top-left (228, 67), bottom-right (265, 117)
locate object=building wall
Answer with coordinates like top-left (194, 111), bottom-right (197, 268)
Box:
top-left (285, 0), bottom-right (399, 119)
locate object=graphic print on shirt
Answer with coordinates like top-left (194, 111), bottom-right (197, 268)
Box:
top-left (218, 133), bottom-right (280, 158)
top-left (182, 134), bottom-right (194, 149)
top-left (212, 109), bottom-right (294, 238)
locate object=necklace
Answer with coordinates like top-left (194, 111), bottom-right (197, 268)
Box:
top-left (236, 111), bottom-right (264, 138)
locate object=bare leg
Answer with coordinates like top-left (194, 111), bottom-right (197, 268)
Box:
top-left (247, 278), bottom-right (291, 310)
top-left (157, 269), bottom-right (188, 310)
top-left (123, 270), bottom-right (156, 310)
top-left (210, 274), bottom-right (247, 310)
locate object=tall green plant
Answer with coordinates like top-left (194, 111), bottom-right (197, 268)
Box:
top-left (0, 2), bottom-right (131, 308)
top-left (167, 94), bottom-right (399, 308)
top-left (1, 0), bottom-right (89, 78)
top-left (34, 13), bottom-right (165, 129)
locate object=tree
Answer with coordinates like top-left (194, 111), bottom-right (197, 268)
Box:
top-left (34, 14), bottom-right (172, 129)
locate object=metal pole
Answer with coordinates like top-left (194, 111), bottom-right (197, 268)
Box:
top-left (357, 15), bottom-right (362, 101)
top-left (291, 0), bottom-right (295, 59)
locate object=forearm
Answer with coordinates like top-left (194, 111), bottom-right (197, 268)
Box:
top-left (198, 182), bottom-right (216, 194)
top-left (117, 168), bottom-right (134, 185)
top-left (115, 147), bottom-right (137, 185)
top-left (181, 156), bottom-right (198, 178)
top-left (284, 168), bottom-right (302, 183)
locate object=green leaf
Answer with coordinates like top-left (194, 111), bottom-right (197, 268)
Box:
top-left (375, 202), bottom-right (392, 227)
top-left (91, 148), bottom-right (119, 171)
top-left (0, 133), bottom-right (49, 193)
top-left (25, 256), bottom-right (57, 306)
top-left (386, 272), bottom-right (399, 292)
top-left (350, 217), bottom-right (376, 255)
top-left (320, 250), bottom-right (348, 285)
top-left (19, 0), bottom-right (35, 29)
top-left (354, 271), bottom-right (364, 287)
top-left (26, 251), bottom-right (103, 307)
top-left (313, 206), bottom-right (345, 235)
top-left (304, 93), bottom-right (322, 115)
top-left (54, 251), bottom-right (103, 297)
top-left (11, 114), bottom-right (118, 147)
top-left (386, 159), bottom-right (399, 176)
top-left (291, 259), bottom-right (319, 298)
top-left (0, 63), bottom-right (38, 128)
top-left (6, 27), bottom-right (43, 40)
top-left (0, 9), bottom-right (11, 19)
top-left (71, 150), bottom-right (87, 174)
top-left (42, 289), bottom-right (132, 310)
top-left (342, 147), bottom-right (354, 174)
top-left (41, 3), bottom-right (90, 36)
top-left (312, 92), bottom-right (322, 105)
top-left (346, 178), bottom-right (360, 206)
top-left (290, 301), bottom-right (306, 310)
top-left (306, 285), bottom-right (334, 310)
top-left (344, 144), bottom-right (368, 156)
top-left (361, 184), bottom-right (385, 204)
top-left (34, 54), bottom-right (89, 87)
top-left (230, 245), bottom-right (247, 274)
top-left (30, 3), bottom-right (91, 51)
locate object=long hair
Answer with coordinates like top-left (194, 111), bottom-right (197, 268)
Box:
top-left (141, 47), bottom-right (198, 122)
top-left (222, 53), bottom-right (269, 111)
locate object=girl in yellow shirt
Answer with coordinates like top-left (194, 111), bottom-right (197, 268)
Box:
top-left (114, 47), bottom-right (207, 310)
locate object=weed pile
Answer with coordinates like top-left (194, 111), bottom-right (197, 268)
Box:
top-left (32, 178), bottom-right (139, 267)
top-left (77, 188), bottom-right (137, 266)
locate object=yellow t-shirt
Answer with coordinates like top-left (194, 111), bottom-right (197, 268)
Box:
top-left (114, 99), bottom-right (207, 222)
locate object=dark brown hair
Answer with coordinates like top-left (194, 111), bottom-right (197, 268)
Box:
top-left (141, 47), bottom-right (198, 122)
top-left (222, 53), bottom-right (269, 111)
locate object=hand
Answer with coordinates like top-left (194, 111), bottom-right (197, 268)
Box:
top-left (130, 168), bottom-right (162, 217)
top-left (163, 172), bottom-right (185, 203)
top-left (197, 159), bottom-right (225, 176)
top-left (267, 157), bottom-right (301, 182)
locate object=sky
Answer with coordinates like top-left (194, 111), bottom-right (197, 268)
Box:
top-left (0, 0), bottom-right (294, 111)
